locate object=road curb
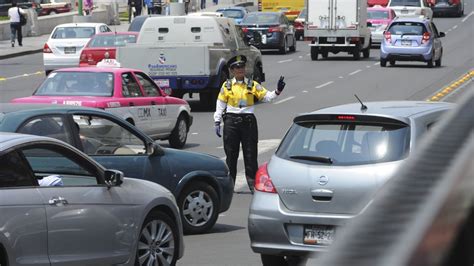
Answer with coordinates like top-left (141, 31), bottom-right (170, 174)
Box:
top-left (427, 70), bottom-right (474, 102)
top-left (0, 49), bottom-right (43, 60)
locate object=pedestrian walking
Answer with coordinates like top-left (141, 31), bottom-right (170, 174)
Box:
top-left (213, 0), bottom-right (218, 5)
top-left (8, 1), bottom-right (26, 47)
top-left (144, 0), bottom-right (152, 14)
top-left (83, 0), bottom-right (93, 15)
top-left (213, 55), bottom-right (286, 192)
top-left (151, 0), bottom-right (162, 14)
top-left (200, 0), bottom-right (206, 10)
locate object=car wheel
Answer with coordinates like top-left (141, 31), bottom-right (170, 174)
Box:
top-left (253, 64), bottom-right (263, 83)
top-left (135, 211), bottom-right (179, 266)
top-left (261, 254), bottom-right (286, 266)
top-left (389, 60), bottom-right (395, 66)
top-left (380, 58), bottom-right (387, 67)
top-left (289, 36), bottom-right (296, 52)
top-left (279, 37), bottom-right (288, 54)
top-left (178, 181), bottom-right (219, 234)
top-left (353, 46), bottom-right (361, 60)
top-left (310, 46), bottom-right (318, 61)
top-left (168, 114), bottom-right (188, 149)
top-left (435, 51), bottom-right (442, 67)
top-left (321, 50), bottom-right (328, 59)
top-left (427, 53), bottom-right (434, 68)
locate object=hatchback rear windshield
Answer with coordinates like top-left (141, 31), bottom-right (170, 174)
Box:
top-left (35, 72), bottom-right (114, 96)
top-left (388, 22), bottom-right (426, 35)
top-left (368, 10), bottom-right (390, 19)
top-left (52, 27), bottom-right (96, 39)
top-left (242, 13), bottom-right (279, 24)
top-left (276, 118), bottom-right (410, 166)
top-left (389, 0), bottom-right (421, 7)
top-left (88, 34), bottom-right (137, 47)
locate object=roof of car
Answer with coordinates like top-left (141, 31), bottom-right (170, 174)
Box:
top-left (92, 32), bottom-right (139, 36)
top-left (49, 67), bottom-right (141, 73)
top-left (0, 103), bottom-right (103, 115)
top-left (392, 16), bottom-right (430, 23)
top-left (54, 23), bottom-right (106, 27)
top-left (304, 101), bottom-right (454, 118)
top-left (0, 132), bottom-right (63, 149)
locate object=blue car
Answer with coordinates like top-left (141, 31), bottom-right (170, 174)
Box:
top-left (216, 6), bottom-right (248, 24)
top-left (380, 17), bottom-right (445, 68)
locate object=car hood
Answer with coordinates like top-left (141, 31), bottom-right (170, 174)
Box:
top-left (11, 96), bottom-right (106, 108)
top-left (268, 155), bottom-right (402, 215)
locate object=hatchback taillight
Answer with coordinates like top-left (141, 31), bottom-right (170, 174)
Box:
top-left (241, 27), bottom-right (248, 33)
top-left (294, 21), bottom-right (303, 28)
top-left (422, 32), bottom-right (430, 44)
top-left (255, 163), bottom-right (277, 193)
top-left (43, 43), bottom-right (52, 53)
top-left (384, 31), bottom-right (391, 43)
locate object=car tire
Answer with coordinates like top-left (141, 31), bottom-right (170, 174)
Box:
top-left (435, 51), bottom-right (442, 67)
top-left (321, 50), bottom-right (328, 59)
top-left (135, 211), bottom-right (179, 266)
top-left (389, 60), bottom-right (395, 66)
top-left (380, 58), bottom-right (387, 67)
top-left (49, 10), bottom-right (57, 15)
top-left (178, 181), bottom-right (219, 234)
top-left (353, 46), bottom-right (361, 60)
top-left (168, 114), bottom-right (188, 149)
top-left (427, 53), bottom-right (434, 68)
top-left (261, 254), bottom-right (286, 266)
top-left (279, 37), bottom-right (288, 54)
top-left (310, 46), bottom-right (318, 61)
top-left (289, 36), bottom-right (296, 52)
top-left (253, 64), bottom-right (263, 83)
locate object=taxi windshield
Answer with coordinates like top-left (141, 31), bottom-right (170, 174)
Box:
top-left (35, 72), bottom-right (114, 97)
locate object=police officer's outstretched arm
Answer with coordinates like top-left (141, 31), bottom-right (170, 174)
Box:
top-left (257, 75), bottom-right (286, 103)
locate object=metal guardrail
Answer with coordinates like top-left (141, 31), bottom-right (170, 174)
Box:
top-left (314, 89), bottom-right (474, 266)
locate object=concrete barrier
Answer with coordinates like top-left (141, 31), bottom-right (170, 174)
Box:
top-left (0, 4), bottom-right (118, 41)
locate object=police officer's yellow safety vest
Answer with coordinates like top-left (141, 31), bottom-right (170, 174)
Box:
top-left (217, 79), bottom-right (268, 108)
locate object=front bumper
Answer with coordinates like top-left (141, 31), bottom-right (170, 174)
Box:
top-left (216, 174), bottom-right (234, 213)
top-left (248, 191), bottom-right (353, 257)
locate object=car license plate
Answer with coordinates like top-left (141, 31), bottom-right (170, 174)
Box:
top-left (64, 47), bottom-right (76, 54)
top-left (401, 9), bottom-right (409, 14)
top-left (402, 40), bottom-right (411, 46)
top-left (327, 37), bottom-right (337, 42)
top-left (156, 79), bottom-right (170, 87)
top-left (303, 225), bottom-right (335, 245)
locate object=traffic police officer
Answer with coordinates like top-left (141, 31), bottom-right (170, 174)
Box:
top-left (213, 55), bottom-right (286, 192)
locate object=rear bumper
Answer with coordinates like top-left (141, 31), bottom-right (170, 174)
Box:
top-left (44, 54), bottom-right (80, 71)
top-left (380, 45), bottom-right (432, 61)
top-left (247, 31), bottom-right (284, 49)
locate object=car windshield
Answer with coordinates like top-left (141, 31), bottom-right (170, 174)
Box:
top-left (88, 34), bottom-right (137, 47)
top-left (389, 22), bottom-right (426, 35)
top-left (368, 10), bottom-right (390, 19)
top-left (297, 8), bottom-right (307, 19)
top-left (51, 27), bottom-right (96, 39)
top-left (242, 13), bottom-right (279, 24)
top-left (35, 72), bottom-right (114, 96)
top-left (276, 119), bottom-right (410, 166)
top-left (217, 9), bottom-right (245, 18)
top-left (389, 0), bottom-right (421, 7)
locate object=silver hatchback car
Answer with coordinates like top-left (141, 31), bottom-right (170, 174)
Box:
top-left (0, 133), bottom-right (184, 266)
top-left (248, 101), bottom-right (453, 265)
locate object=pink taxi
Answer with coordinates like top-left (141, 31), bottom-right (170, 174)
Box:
top-left (367, 7), bottom-right (397, 46)
top-left (11, 66), bottom-right (193, 149)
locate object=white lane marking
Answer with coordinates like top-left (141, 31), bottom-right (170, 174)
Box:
top-left (447, 29), bottom-right (452, 32)
top-left (373, 62), bottom-right (380, 66)
top-left (366, 65), bottom-right (371, 68)
top-left (315, 81), bottom-right (334, 88)
top-left (191, 132), bottom-right (198, 135)
top-left (278, 59), bottom-right (293, 63)
top-left (302, 90), bottom-right (308, 93)
top-left (452, 25), bottom-right (458, 30)
top-left (299, 56), bottom-right (303, 59)
top-left (306, 53), bottom-right (310, 56)
top-left (339, 76), bottom-right (344, 79)
top-left (462, 11), bottom-right (474, 22)
top-left (349, 69), bottom-right (362, 76)
top-left (274, 96), bottom-right (295, 105)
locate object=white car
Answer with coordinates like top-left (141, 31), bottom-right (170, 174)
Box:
top-left (43, 23), bottom-right (112, 75)
top-left (387, 0), bottom-right (433, 19)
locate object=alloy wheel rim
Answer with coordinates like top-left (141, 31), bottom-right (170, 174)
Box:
top-left (182, 190), bottom-right (214, 227)
top-left (178, 119), bottom-right (187, 143)
top-left (137, 219), bottom-right (175, 266)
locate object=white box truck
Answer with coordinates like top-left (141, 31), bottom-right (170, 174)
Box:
top-left (305, 0), bottom-right (371, 60)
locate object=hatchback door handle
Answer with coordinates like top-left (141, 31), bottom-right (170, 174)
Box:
top-left (311, 189), bottom-right (334, 201)
top-left (49, 196), bottom-right (68, 206)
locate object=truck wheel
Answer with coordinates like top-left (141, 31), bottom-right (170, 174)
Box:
top-left (168, 114), bottom-right (188, 149)
top-left (353, 46), bottom-right (361, 60)
top-left (363, 42), bottom-right (370, 58)
top-left (310, 46), bottom-right (318, 61)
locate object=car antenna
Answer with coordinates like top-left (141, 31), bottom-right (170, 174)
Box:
top-left (354, 94), bottom-right (368, 111)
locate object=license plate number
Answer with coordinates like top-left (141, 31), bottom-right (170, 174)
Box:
top-left (303, 225), bottom-right (335, 245)
top-left (327, 37), bottom-right (337, 42)
top-left (156, 79), bottom-right (170, 87)
top-left (401, 9), bottom-right (409, 14)
top-left (64, 47), bottom-right (76, 54)
top-left (402, 40), bottom-right (411, 46)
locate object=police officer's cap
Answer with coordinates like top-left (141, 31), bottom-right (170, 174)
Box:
top-left (228, 55), bottom-right (247, 69)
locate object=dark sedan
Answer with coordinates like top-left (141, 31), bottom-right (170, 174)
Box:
top-left (0, 104), bottom-right (233, 234)
top-left (431, 0), bottom-right (464, 17)
top-left (240, 11), bottom-right (297, 54)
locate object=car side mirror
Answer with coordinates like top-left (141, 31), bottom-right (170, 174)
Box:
top-left (439, 32), bottom-right (445, 38)
top-left (148, 141), bottom-right (164, 156)
top-left (104, 169), bottom-right (124, 186)
top-left (367, 22), bottom-right (373, 27)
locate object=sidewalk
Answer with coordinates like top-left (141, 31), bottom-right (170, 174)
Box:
top-left (0, 0), bottom-right (254, 60)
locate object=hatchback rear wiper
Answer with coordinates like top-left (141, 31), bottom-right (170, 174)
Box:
top-left (289, 155), bottom-right (333, 164)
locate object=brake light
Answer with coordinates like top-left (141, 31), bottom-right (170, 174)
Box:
top-left (80, 52), bottom-right (87, 63)
top-left (268, 26), bottom-right (283, 33)
top-left (255, 163), bottom-right (277, 193)
top-left (241, 27), bottom-right (248, 33)
top-left (384, 31), bottom-right (391, 43)
top-left (43, 43), bottom-right (52, 53)
top-left (422, 32), bottom-right (430, 44)
top-left (294, 21), bottom-right (303, 28)
top-left (337, 115), bottom-right (356, 120)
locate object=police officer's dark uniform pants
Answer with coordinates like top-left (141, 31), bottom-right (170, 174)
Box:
top-left (223, 113), bottom-right (258, 192)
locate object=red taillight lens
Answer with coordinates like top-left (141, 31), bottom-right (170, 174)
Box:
top-left (294, 21), bottom-right (303, 28)
top-left (422, 32), bottom-right (430, 44)
top-left (241, 27), bottom-right (248, 33)
top-left (79, 52), bottom-right (87, 62)
top-left (384, 31), bottom-right (391, 43)
top-left (255, 163), bottom-right (277, 193)
top-left (337, 115), bottom-right (356, 120)
top-left (268, 26), bottom-right (282, 33)
top-left (43, 43), bottom-right (52, 53)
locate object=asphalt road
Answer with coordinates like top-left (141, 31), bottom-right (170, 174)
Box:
top-left (0, 6), bottom-right (473, 265)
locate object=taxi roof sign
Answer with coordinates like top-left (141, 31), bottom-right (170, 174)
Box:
top-left (97, 59), bottom-right (121, 68)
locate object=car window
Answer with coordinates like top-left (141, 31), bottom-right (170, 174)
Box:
top-left (217, 9), bottom-right (245, 18)
top-left (389, 0), bottom-right (421, 6)
top-left (388, 22), bottom-right (426, 35)
top-left (88, 34), bottom-right (137, 47)
top-left (134, 72), bottom-right (161, 96)
top-left (276, 120), bottom-right (410, 165)
top-left (242, 13), bottom-right (279, 24)
top-left (368, 10), bottom-right (390, 19)
top-left (121, 72), bottom-right (143, 97)
top-left (73, 115), bottom-right (147, 156)
top-left (51, 27), bottom-right (96, 39)
top-left (21, 147), bottom-right (100, 186)
top-left (0, 151), bottom-right (37, 188)
top-left (35, 71), bottom-right (114, 96)
top-left (431, 22), bottom-right (439, 37)
top-left (17, 116), bottom-right (72, 144)
top-left (297, 8), bottom-right (306, 19)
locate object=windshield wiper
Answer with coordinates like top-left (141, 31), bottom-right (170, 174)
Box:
top-left (289, 155), bottom-right (333, 164)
